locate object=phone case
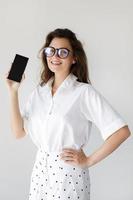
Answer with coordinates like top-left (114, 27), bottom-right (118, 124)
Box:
top-left (7, 54), bottom-right (29, 82)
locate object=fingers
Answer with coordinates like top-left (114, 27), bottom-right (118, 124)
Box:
top-left (20, 72), bottom-right (25, 83)
top-left (4, 72), bottom-right (9, 79)
top-left (4, 63), bottom-right (12, 78)
top-left (21, 72), bottom-right (25, 80)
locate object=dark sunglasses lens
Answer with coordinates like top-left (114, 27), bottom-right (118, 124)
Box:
top-left (59, 49), bottom-right (69, 58)
top-left (44, 47), bottom-right (54, 57)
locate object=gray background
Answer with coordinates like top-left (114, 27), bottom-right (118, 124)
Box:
top-left (0, 0), bottom-right (133, 199)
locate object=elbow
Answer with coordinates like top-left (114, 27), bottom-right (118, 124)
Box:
top-left (14, 129), bottom-right (26, 139)
top-left (119, 125), bottom-right (131, 141)
top-left (15, 135), bottom-right (23, 140)
top-left (123, 125), bottom-right (131, 138)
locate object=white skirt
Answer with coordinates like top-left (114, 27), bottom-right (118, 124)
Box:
top-left (28, 148), bottom-right (91, 200)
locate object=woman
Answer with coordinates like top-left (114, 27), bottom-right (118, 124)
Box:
top-left (5, 28), bottom-right (131, 200)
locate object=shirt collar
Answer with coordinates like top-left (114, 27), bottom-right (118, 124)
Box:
top-left (45, 72), bottom-right (78, 90)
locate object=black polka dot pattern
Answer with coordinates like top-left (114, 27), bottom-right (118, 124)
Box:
top-left (28, 148), bottom-right (91, 200)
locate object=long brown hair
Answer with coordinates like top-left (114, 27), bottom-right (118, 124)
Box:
top-left (38, 28), bottom-right (91, 86)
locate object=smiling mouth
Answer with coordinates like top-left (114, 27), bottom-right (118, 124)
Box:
top-left (51, 61), bottom-right (62, 65)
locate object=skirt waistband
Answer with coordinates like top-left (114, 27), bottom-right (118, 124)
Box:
top-left (39, 148), bottom-right (62, 156)
top-left (35, 148), bottom-right (89, 172)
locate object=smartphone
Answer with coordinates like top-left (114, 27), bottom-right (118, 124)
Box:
top-left (7, 54), bottom-right (29, 82)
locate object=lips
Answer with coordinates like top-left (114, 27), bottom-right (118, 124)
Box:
top-left (51, 61), bottom-right (62, 65)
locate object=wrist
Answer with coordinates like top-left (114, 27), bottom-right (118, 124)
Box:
top-left (8, 89), bottom-right (18, 94)
top-left (8, 90), bottom-right (18, 98)
top-left (86, 155), bottom-right (95, 168)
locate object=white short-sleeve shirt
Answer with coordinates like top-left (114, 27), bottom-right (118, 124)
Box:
top-left (20, 72), bottom-right (127, 152)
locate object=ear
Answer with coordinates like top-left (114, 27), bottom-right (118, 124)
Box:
top-left (72, 60), bottom-right (76, 64)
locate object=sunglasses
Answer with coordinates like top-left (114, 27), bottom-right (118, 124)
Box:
top-left (43, 46), bottom-right (72, 59)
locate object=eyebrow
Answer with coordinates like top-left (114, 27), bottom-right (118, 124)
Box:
top-left (49, 46), bottom-right (71, 50)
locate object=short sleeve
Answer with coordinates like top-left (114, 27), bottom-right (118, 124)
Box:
top-left (20, 89), bottom-right (35, 121)
top-left (80, 85), bottom-right (128, 141)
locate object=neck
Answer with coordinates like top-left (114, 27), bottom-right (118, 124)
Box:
top-left (52, 72), bottom-right (70, 89)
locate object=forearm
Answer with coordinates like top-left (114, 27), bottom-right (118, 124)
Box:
top-left (8, 90), bottom-right (24, 137)
top-left (87, 126), bottom-right (131, 167)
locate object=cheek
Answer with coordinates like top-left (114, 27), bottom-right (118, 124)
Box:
top-left (46, 58), bottom-right (50, 64)
top-left (63, 58), bottom-right (73, 65)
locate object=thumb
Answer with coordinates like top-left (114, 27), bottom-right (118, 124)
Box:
top-left (80, 144), bottom-right (84, 151)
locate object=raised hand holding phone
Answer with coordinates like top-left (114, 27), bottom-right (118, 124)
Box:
top-left (5, 69), bottom-right (25, 92)
top-left (5, 54), bottom-right (29, 92)
top-left (7, 54), bottom-right (29, 82)
top-left (4, 55), bottom-right (29, 139)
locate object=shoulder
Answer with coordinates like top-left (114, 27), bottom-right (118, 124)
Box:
top-left (78, 82), bottom-right (106, 105)
top-left (78, 82), bottom-right (101, 96)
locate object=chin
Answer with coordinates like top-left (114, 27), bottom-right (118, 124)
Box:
top-left (49, 68), bottom-right (61, 73)
top-left (49, 65), bottom-right (63, 72)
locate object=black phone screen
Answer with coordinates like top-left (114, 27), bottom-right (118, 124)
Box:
top-left (7, 54), bottom-right (29, 82)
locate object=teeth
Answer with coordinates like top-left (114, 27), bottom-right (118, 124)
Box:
top-left (51, 61), bottom-right (61, 65)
